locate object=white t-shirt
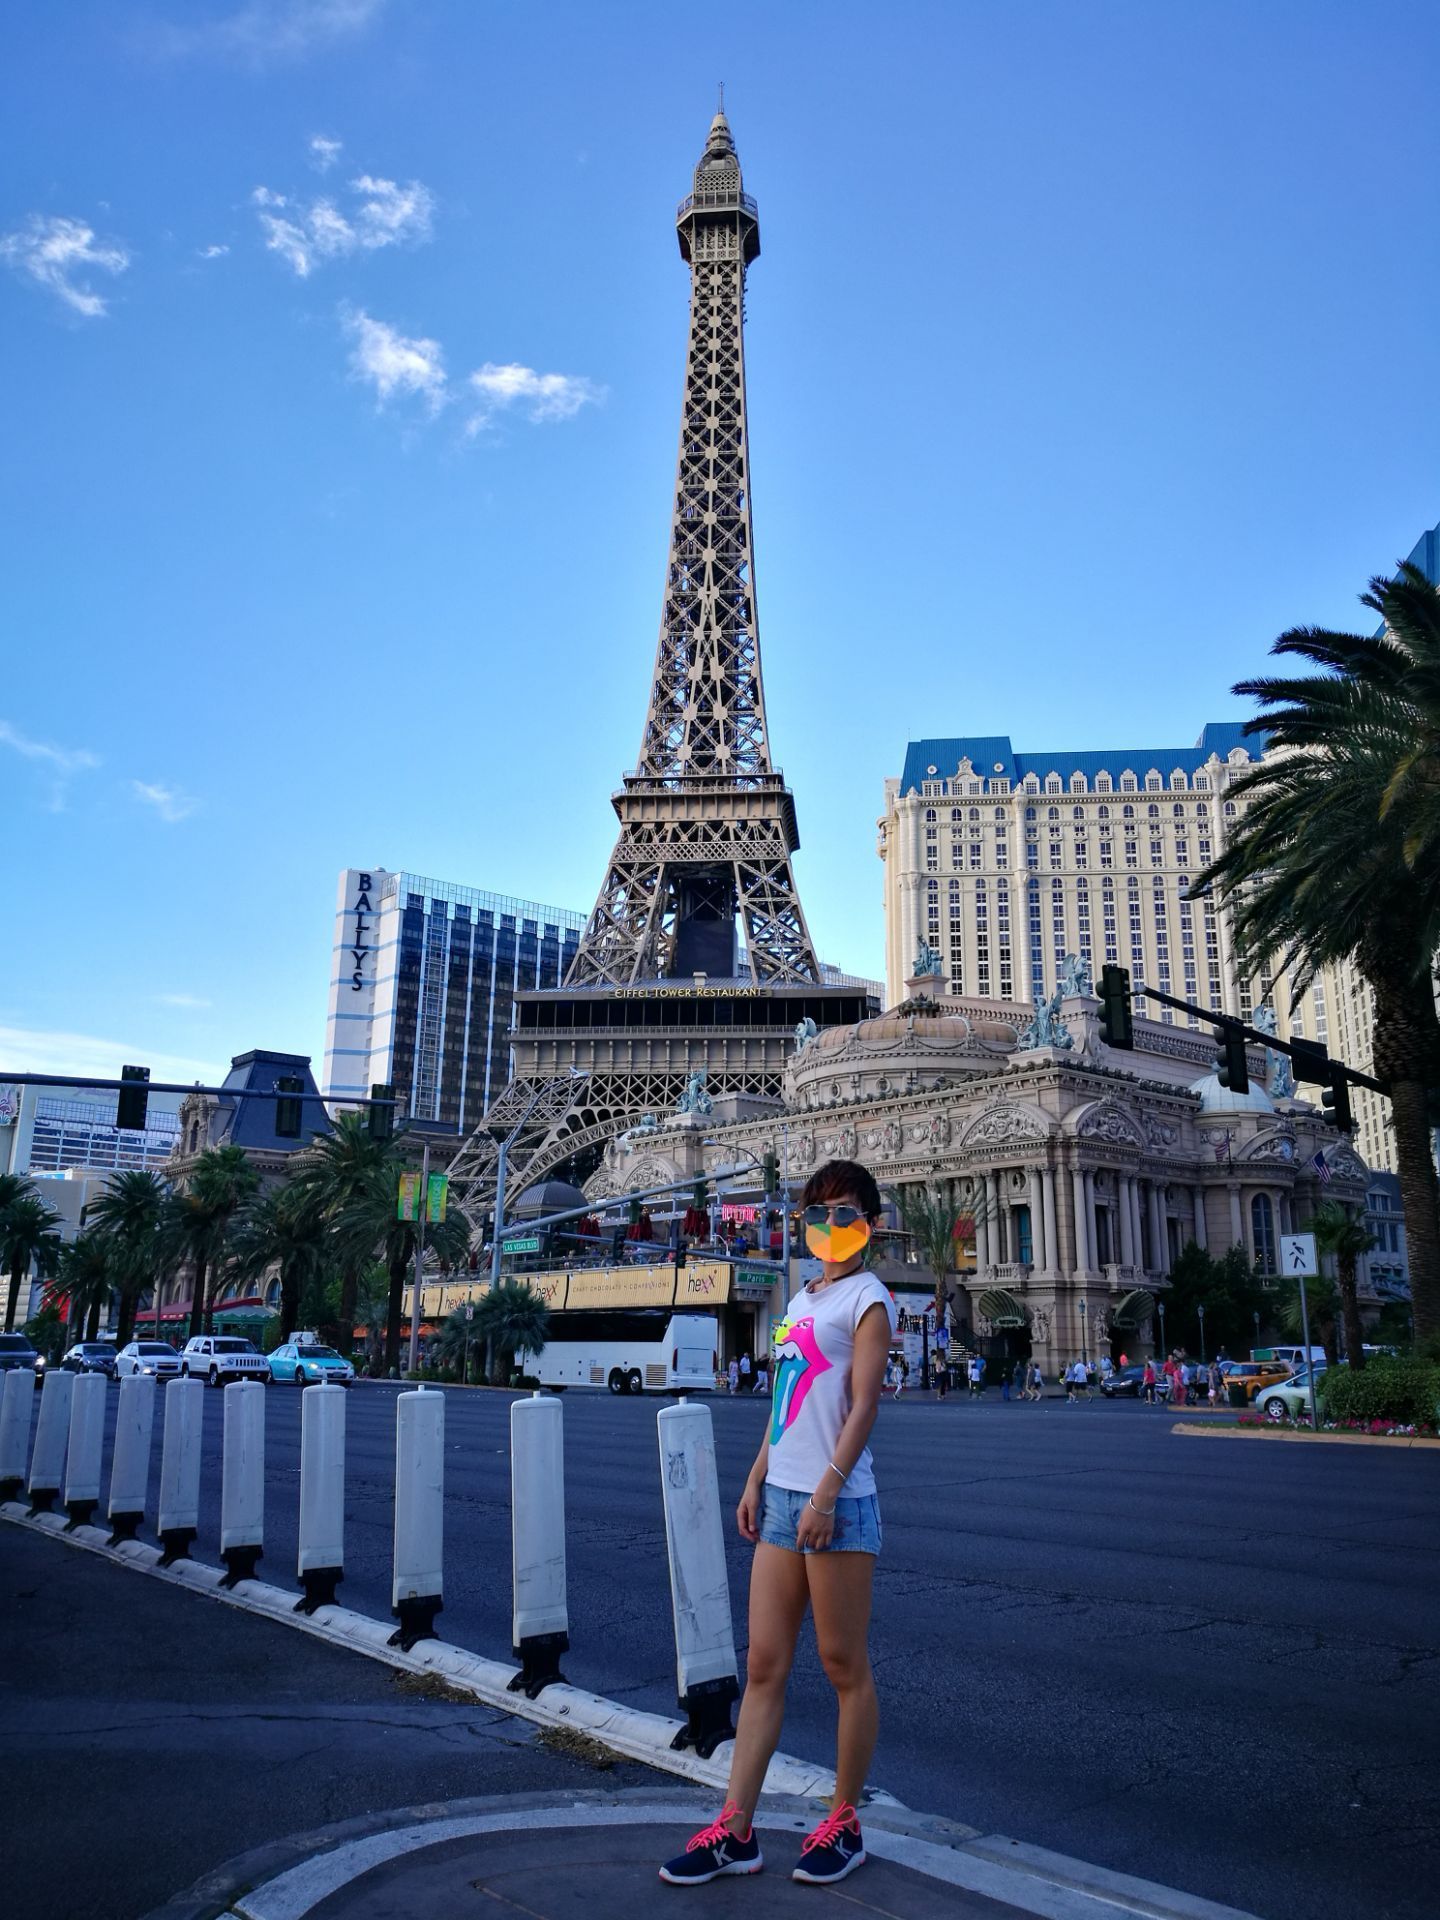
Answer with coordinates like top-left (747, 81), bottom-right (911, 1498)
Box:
top-left (767, 1272), bottom-right (897, 1499)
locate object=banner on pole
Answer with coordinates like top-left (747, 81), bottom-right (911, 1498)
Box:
top-left (397, 1174), bottom-right (422, 1221)
top-left (426, 1173), bottom-right (448, 1223)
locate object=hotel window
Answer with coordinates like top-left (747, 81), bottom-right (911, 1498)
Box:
top-left (1146, 774), bottom-right (1162, 791)
top-left (1096, 774), bottom-right (1112, 792)
top-left (1251, 1194), bottom-right (1278, 1275)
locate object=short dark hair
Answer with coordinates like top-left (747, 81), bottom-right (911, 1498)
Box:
top-left (800, 1158), bottom-right (882, 1222)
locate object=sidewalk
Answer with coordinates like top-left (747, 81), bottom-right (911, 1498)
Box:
top-left (3, 1518), bottom-right (1261, 1920)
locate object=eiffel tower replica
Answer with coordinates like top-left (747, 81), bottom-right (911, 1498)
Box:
top-left (446, 106), bottom-right (876, 1219)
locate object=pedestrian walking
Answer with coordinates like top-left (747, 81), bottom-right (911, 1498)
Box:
top-left (885, 1354), bottom-right (902, 1400)
top-left (1141, 1359), bottom-right (1157, 1404)
top-left (740, 1351), bottom-right (754, 1394)
top-left (1000, 1365), bottom-right (1010, 1403)
top-left (934, 1352), bottom-right (950, 1398)
top-left (755, 1352), bottom-right (770, 1396)
top-left (661, 1158), bottom-right (896, 1888)
top-left (1208, 1360), bottom-right (1222, 1406)
top-left (1028, 1362), bottom-right (1044, 1401)
top-left (967, 1353), bottom-right (985, 1397)
top-left (727, 1357), bottom-right (740, 1396)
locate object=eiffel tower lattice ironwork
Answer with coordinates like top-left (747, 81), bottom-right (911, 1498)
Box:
top-left (566, 106), bottom-right (821, 991)
top-left (444, 110), bottom-right (874, 1232)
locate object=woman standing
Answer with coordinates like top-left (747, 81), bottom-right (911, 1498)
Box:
top-left (659, 1159), bottom-right (896, 1889)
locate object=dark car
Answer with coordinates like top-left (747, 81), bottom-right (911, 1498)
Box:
top-left (1100, 1364), bottom-right (1171, 1400)
top-left (0, 1333), bottom-right (44, 1380)
top-left (59, 1341), bottom-right (120, 1379)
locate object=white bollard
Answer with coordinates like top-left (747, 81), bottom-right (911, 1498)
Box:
top-left (63, 1373), bottom-right (107, 1529)
top-left (0, 1367), bottom-right (37, 1503)
top-left (157, 1376), bottom-right (205, 1563)
top-left (296, 1381), bottom-right (345, 1612)
top-left (27, 1368), bottom-right (74, 1515)
top-left (108, 1373), bottom-right (156, 1542)
top-left (657, 1397), bottom-right (739, 1756)
top-left (509, 1389), bottom-right (568, 1696)
top-left (220, 1380), bottom-right (266, 1586)
top-left (390, 1384), bottom-right (444, 1650)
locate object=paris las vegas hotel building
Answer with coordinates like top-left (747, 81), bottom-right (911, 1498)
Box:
top-left (880, 720), bottom-right (1400, 1179)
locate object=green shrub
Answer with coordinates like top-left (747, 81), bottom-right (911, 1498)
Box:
top-left (1319, 1357), bottom-right (1440, 1429)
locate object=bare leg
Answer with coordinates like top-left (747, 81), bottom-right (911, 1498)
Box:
top-left (807, 1550), bottom-right (878, 1812)
top-left (724, 1542), bottom-right (810, 1833)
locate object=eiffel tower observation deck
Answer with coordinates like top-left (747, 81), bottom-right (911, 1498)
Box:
top-left (446, 108), bottom-right (877, 1215)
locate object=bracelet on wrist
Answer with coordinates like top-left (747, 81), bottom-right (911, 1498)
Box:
top-left (808, 1495), bottom-right (837, 1517)
top-left (828, 1459), bottom-right (847, 1482)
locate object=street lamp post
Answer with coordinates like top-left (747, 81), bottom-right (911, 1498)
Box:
top-left (405, 1136), bottom-right (431, 1379)
top-left (1078, 1298), bottom-right (1088, 1368)
top-left (1252, 1308), bottom-right (1260, 1357)
top-left (780, 1122), bottom-right (791, 1274)
top-left (1197, 1301), bottom-right (1206, 1364)
top-left (1157, 1299), bottom-right (1167, 1359)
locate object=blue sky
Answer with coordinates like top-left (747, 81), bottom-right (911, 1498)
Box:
top-left (3, 0), bottom-right (1437, 1087)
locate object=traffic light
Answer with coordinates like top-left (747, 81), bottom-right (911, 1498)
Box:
top-left (116, 1064), bottom-right (150, 1132)
top-left (1213, 1026), bottom-right (1249, 1095)
top-left (762, 1149), bottom-right (779, 1196)
top-left (1322, 1066), bottom-right (1354, 1133)
top-left (275, 1075), bottom-right (304, 1139)
top-left (1290, 1037), bottom-right (1329, 1086)
top-left (1097, 965), bottom-right (1134, 1049)
top-left (368, 1083), bottom-right (395, 1143)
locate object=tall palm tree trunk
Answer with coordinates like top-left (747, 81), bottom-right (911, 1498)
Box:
top-left (1337, 1252), bottom-right (1366, 1369)
top-left (385, 1252), bottom-right (408, 1373)
top-left (1369, 976), bottom-right (1440, 1348)
top-left (187, 1253), bottom-right (210, 1341)
top-left (4, 1260), bottom-right (22, 1332)
top-left (338, 1261), bottom-right (359, 1351)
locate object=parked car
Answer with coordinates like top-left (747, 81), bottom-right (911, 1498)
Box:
top-left (269, 1342), bottom-right (354, 1387)
top-left (1217, 1360), bottom-right (1291, 1403)
top-left (1100, 1364), bottom-right (1172, 1400)
top-left (59, 1341), bottom-right (119, 1378)
top-left (179, 1334), bottom-right (270, 1387)
top-left (0, 1333), bottom-right (44, 1382)
top-left (1255, 1366), bottom-right (1331, 1423)
top-left (115, 1340), bottom-right (182, 1380)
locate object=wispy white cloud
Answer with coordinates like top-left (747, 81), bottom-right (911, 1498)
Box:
top-left (0, 1024), bottom-right (222, 1084)
top-left (131, 780), bottom-right (199, 824)
top-left (0, 214), bottom-right (130, 317)
top-left (152, 992), bottom-right (213, 1010)
top-left (151, 0), bottom-right (387, 67)
top-left (309, 133), bottom-right (343, 172)
top-left (0, 719), bottom-right (100, 810)
top-left (467, 362), bottom-right (604, 430)
top-left (343, 306), bottom-right (447, 411)
top-left (253, 169), bottom-right (433, 277)
top-left (198, 242), bottom-right (230, 260)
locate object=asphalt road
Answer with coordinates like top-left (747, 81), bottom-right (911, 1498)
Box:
top-left (8, 1381), bottom-right (1439, 1920)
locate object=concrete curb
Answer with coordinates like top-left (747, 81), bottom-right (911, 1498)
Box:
top-left (1169, 1421), bottom-right (1440, 1450)
top-left (0, 1503), bottom-right (834, 1798)
top-left (136, 1788), bottom-right (1263, 1920)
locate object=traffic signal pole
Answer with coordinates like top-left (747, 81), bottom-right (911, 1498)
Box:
top-left (1127, 981), bottom-right (1385, 1106)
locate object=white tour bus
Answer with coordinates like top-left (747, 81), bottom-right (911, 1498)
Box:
top-left (521, 1308), bottom-right (718, 1394)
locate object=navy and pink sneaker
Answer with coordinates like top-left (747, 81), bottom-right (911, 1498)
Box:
top-left (659, 1802), bottom-right (764, 1885)
top-left (792, 1803), bottom-right (866, 1884)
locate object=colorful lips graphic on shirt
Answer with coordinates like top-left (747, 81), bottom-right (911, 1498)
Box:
top-left (770, 1314), bottom-right (832, 1444)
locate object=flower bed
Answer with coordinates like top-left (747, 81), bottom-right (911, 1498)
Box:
top-left (1234, 1409), bottom-right (1438, 1439)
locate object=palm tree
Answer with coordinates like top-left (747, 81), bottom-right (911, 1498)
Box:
top-left (1192, 562), bottom-right (1440, 1348)
top-left (178, 1145), bottom-right (261, 1338)
top-left (85, 1169), bottom-right (178, 1346)
top-left (432, 1304), bottom-right (482, 1382)
top-left (330, 1163), bottom-right (472, 1373)
top-left (0, 1172), bottom-right (42, 1332)
top-left (896, 1180), bottom-right (978, 1324)
top-left (1, 1193), bottom-right (64, 1332)
top-left (1276, 1268), bottom-right (1341, 1372)
top-left (54, 1230), bottom-right (116, 1342)
top-left (289, 1113), bottom-right (395, 1340)
top-left (474, 1279), bottom-right (549, 1385)
top-left (230, 1186), bottom-right (331, 1340)
top-left (1308, 1199), bottom-right (1377, 1372)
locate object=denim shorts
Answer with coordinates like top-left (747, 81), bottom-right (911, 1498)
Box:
top-left (759, 1482), bottom-right (883, 1555)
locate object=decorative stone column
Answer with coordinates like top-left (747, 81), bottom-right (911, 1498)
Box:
top-left (1227, 1183), bottom-right (1244, 1253)
top-left (1070, 1165), bottom-right (1090, 1272)
top-left (1026, 1167), bottom-right (1043, 1271)
top-left (974, 1199), bottom-right (989, 1276)
top-left (1084, 1170), bottom-right (1098, 1269)
top-left (1132, 1180), bottom-right (1146, 1272)
top-left (1041, 1166), bottom-right (1059, 1273)
top-left (1148, 1183), bottom-right (1165, 1276)
top-left (1192, 1186), bottom-right (1207, 1251)
top-left (1118, 1175), bottom-right (1135, 1265)
top-left (987, 1174), bottom-right (1004, 1264)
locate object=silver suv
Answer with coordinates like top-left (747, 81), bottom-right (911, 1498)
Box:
top-left (179, 1335), bottom-right (270, 1387)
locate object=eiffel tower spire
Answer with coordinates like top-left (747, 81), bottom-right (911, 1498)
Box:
top-left (567, 109), bottom-right (821, 989)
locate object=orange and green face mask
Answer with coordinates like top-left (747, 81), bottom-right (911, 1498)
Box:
top-left (803, 1204), bottom-right (872, 1264)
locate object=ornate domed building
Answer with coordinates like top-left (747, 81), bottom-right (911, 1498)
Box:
top-left (590, 966), bottom-right (1368, 1372)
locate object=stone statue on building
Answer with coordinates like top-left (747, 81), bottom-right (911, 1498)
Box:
top-left (793, 1015), bottom-right (819, 1054)
top-left (1058, 952), bottom-right (1094, 999)
top-left (914, 938), bottom-right (943, 978)
top-left (1253, 1005), bottom-right (1295, 1098)
top-left (1017, 989), bottom-right (1074, 1052)
top-left (675, 1069), bottom-right (713, 1117)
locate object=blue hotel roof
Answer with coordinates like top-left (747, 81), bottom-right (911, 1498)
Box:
top-left (899, 721), bottom-right (1263, 796)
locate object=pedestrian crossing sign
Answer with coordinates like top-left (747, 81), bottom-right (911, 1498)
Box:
top-left (1279, 1233), bottom-right (1317, 1277)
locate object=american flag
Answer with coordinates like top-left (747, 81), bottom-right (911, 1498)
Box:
top-left (1311, 1151), bottom-right (1332, 1185)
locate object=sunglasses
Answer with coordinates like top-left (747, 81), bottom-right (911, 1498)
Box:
top-left (803, 1204), bottom-right (869, 1229)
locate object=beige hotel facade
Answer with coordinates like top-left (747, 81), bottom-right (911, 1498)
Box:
top-left (878, 723), bottom-right (1397, 1176)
